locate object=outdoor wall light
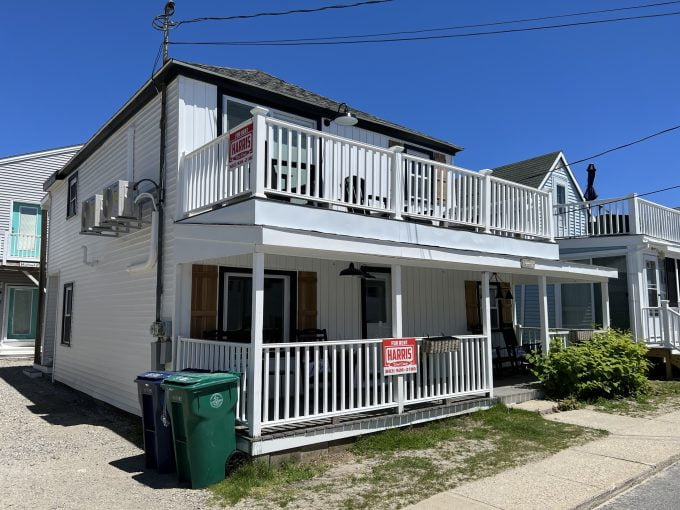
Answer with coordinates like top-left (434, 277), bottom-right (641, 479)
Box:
top-left (334, 103), bottom-right (358, 126)
top-left (490, 272), bottom-right (514, 300)
top-left (339, 262), bottom-right (375, 279)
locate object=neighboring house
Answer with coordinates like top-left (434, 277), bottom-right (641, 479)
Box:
top-left (41, 60), bottom-right (614, 455)
top-left (491, 151), bottom-right (680, 357)
top-left (0, 145), bottom-right (80, 358)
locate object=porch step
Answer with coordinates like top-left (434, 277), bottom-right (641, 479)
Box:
top-left (22, 367), bottom-right (43, 379)
top-left (0, 346), bottom-right (34, 358)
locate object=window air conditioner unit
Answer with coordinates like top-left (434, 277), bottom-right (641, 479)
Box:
top-left (102, 180), bottom-right (138, 224)
top-left (81, 195), bottom-right (112, 235)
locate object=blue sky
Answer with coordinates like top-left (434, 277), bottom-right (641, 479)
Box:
top-left (2, 0), bottom-right (678, 205)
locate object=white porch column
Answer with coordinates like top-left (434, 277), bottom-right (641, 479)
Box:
top-left (481, 271), bottom-right (494, 396)
top-left (250, 107), bottom-right (269, 199)
top-left (391, 264), bottom-right (405, 413)
top-left (248, 251), bottom-right (265, 437)
top-left (172, 263), bottom-right (192, 370)
top-left (538, 275), bottom-right (550, 354)
top-left (601, 280), bottom-right (611, 330)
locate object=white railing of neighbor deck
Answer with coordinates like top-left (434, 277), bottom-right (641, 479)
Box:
top-left (643, 302), bottom-right (680, 350)
top-left (174, 337), bottom-right (250, 424)
top-left (554, 194), bottom-right (680, 243)
top-left (178, 108), bottom-right (553, 239)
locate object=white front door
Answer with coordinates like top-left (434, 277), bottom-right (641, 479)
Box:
top-left (363, 271), bottom-right (392, 339)
top-left (644, 257), bottom-right (662, 341)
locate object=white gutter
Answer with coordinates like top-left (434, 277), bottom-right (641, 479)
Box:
top-left (127, 193), bottom-right (158, 273)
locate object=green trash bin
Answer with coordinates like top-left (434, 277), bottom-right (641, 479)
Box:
top-left (161, 372), bottom-right (240, 488)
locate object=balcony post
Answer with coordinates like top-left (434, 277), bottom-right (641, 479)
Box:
top-left (390, 146), bottom-right (404, 220)
top-left (601, 280), bottom-right (611, 330)
top-left (250, 106), bottom-right (270, 199)
top-left (538, 275), bottom-right (550, 354)
top-left (661, 299), bottom-right (671, 347)
top-left (481, 271), bottom-right (494, 396)
top-left (480, 170), bottom-right (492, 234)
top-left (391, 264), bottom-right (405, 413)
top-left (629, 193), bottom-right (640, 234)
top-left (547, 192), bottom-right (555, 241)
top-left (248, 251), bottom-right (265, 437)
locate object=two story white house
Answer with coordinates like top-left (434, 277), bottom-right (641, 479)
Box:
top-left (41, 60), bottom-right (614, 456)
top-left (0, 146), bottom-right (80, 358)
top-left (491, 151), bottom-right (680, 367)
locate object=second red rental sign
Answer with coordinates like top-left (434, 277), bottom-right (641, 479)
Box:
top-left (382, 338), bottom-right (418, 376)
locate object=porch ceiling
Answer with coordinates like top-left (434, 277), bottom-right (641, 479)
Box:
top-left (174, 223), bottom-right (616, 283)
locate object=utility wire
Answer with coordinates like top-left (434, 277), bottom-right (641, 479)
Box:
top-left (170, 10), bottom-right (680, 46)
top-left (183, 0), bottom-right (680, 45)
top-left (510, 124), bottom-right (680, 187)
top-left (173, 0), bottom-right (394, 27)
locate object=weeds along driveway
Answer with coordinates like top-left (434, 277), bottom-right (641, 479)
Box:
top-left (0, 359), bottom-right (209, 510)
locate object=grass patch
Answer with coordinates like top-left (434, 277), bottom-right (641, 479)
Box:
top-left (209, 459), bottom-right (324, 507)
top-left (209, 404), bottom-right (607, 509)
top-left (591, 380), bottom-right (680, 417)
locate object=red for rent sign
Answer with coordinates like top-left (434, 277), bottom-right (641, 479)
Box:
top-left (228, 121), bottom-right (253, 168)
top-left (382, 338), bottom-right (418, 376)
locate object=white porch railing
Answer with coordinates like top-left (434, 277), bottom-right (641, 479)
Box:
top-left (1, 231), bottom-right (41, 263)
top-left (174, 335), bottom-right (491, 431)
top-left (643, 302), bottom-right (680, 350)
top-left (554, 194), bottom-right (680, 243)
top-left (177, 109), bottom-right (553, 240)
top-left (518, 326), bottom-right (571, 347)
top-left (174, 337), bottom-right (250, 423)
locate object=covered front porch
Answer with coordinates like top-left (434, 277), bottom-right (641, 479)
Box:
top-left (169, 227), bottom-right (615, 453)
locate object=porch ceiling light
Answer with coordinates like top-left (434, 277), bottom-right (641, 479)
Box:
top-left (334, 103), bottom-right (358, 126)
top-left (339, 262), bottom-right (364, 277)
top-left (491, 272), bottom-right (514, 300)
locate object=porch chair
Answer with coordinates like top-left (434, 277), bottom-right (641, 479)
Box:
top-left (295, 328), bottom-right (328, 342)
top-left (494, 327), bottom-right (541, 376)
top-left (202, 329), bottom-right (229, 341)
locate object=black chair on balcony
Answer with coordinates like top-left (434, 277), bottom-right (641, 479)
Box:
top-left (202, 329), bottom-right (229, 341)
top-left (494, 327), bottom-right (541, 376)
top-left (295, 328), bottom-right (328, 342)
top-left (343, 176), bottom-right (367, 214)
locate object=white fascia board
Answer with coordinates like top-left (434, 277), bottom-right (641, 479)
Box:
top-left (259, 226), bottom-right (616, 282)
top-left (643, 237), bottom-right (680, 256)
top-left (183, 199), bottom-right (559, 261)
top-left (538, 152), bottom-right (586, 201)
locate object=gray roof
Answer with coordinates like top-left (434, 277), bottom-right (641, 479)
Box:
top-left (491, 151), bottom-right (561, 189)
top-left (181, 61), bottom-right (462, 153)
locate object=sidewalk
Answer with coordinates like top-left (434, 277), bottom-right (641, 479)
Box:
top-left (408, 404), bottom-right (680, 510)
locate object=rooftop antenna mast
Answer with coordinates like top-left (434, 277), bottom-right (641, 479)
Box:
top-left (152, 1), bottom-right (176, 64)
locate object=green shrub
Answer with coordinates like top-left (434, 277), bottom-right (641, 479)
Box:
top-left (526, 330), bottom-right (650, 401)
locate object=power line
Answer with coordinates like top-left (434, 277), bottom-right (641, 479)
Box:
top-left (180, 0), bottom-right (680, 45)
top-left (511, 123), bottom-right (680, 187)
top-left (552, 183), bottom-right (680, 216)
top-left (170, 10), bottom-right (680, 46)
top-left (173, 0), bottom-right (394, 27)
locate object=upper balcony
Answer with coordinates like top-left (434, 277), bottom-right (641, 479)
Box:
top-left (554, 194), bottom-right (680, 244)
top-left (0, 231), bottom-right (41, 265)
top-left (177, 108), bottom-right (554, 242)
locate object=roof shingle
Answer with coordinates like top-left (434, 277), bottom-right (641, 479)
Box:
top-left (491, 151), bottom-right (562, 189)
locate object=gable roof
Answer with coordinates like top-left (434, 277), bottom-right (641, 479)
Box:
top-left (46, 60), bottom-right (462, 190)
top-left (182, 61), bottom-right (461, 153)
top-left (490, 151), bottom-right (562, 189)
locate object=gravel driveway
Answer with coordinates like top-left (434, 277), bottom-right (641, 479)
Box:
top-left (0, 359), bottom-right (211, 510)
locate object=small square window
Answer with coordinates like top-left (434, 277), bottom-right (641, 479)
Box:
top-left (67, 173), bottom-right (78, 218)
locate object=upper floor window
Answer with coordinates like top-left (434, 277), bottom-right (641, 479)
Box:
top-left (67, 172), bottom-right (78, 218)
top-left (61, 282), bottom-right (74, 345)
top-left (556, 184), bottom-right (566, 205)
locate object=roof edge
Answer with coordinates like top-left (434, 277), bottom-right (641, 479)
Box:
top-left (1, 144), bottom-right (82, 166)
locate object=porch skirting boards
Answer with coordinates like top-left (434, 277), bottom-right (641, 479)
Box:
top-left (238, 383), bottom-right (541, 457)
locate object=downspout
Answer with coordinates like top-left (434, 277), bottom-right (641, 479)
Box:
top-left (127, 193), bottom-right (159, 273)
top-left (156, 79), bottom-right (167, 326)
top-left (33, 195), bottom-right (50, 366)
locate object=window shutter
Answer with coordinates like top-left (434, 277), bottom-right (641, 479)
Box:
top-left (499, 282), bottom-right (514, 327)
top-left (298, 271), bottom-right (318, 330)
top-left (666, 258), bottom-right (678, 308)
top-left (190, 264), bottom-right (218, 338)
top-left (464, 281), bottom-right (481, 333)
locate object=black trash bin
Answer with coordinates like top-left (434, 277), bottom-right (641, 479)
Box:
top-left (135, 371), bottom-right (177, 473)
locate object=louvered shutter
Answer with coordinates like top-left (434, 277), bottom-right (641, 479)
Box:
top-left (297, 271), bottom-right (318, 330)
top-left (190, 264), bottom-right (218, 338)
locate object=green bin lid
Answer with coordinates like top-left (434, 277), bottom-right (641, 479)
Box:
top-left (161, 372), bottom-right (240, 390)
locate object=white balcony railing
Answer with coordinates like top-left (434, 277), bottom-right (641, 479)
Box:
top-left (1, 231), bottom-right (41, 264)
top-left (177, 109), bottom-right (554, 240)
top-left (643, 302), bottom-right (680, 350)
top-left (554, 194), bottom-right (680, 243)
top-left (175, 335), bottom-right (491, 431)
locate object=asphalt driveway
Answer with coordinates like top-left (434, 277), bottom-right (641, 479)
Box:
top-left (0, 359), bottom-right (210, 510)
